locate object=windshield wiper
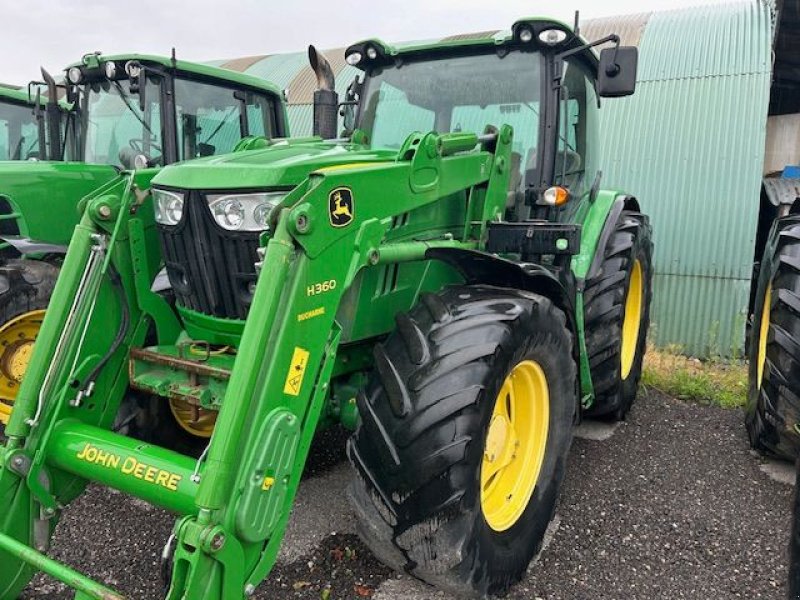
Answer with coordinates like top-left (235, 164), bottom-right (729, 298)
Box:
top-left (111, 80), bottom-right (154, 138)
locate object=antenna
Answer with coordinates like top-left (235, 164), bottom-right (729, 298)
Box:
top-left (574, 10), bottom-right (580, 37)
top-left (171, 47), bottom-right (177, 70)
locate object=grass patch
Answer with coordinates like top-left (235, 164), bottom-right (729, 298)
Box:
top-left (641, 344), bottom-right (748, 408)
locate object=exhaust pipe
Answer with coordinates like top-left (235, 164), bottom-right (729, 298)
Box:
top-left (308, 45), bottom-right (338, 140)
top-left (40, 67), bottom-right (63, 161)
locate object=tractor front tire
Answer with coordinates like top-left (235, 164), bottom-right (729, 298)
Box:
top-left (746, 217), bottom-right (800, 459)
top-left (348, 285), bottom-right (576, 597)
top-left (0, 259), bottom-right (59, 433)
top-left (584, 209), bottom-right (653, 420)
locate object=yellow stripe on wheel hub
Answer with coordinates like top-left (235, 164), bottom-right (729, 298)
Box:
top-left (169, 397), bottom-right (217, 438)
top-left (621, 259), bottom-right (644, 380)
top-left (480, 360), bottom-right (550, 532)
top-left (757, 285), bottom-right (771, 388)
top-left (0, 309), bottom-right (46, 425)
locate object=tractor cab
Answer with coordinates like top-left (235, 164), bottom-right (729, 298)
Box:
top-left (60, 52), bottom-right (286, 169)
top-left (0, 85), bottom-right (52, 161)
top-left (343, 20), bottom-right (636, 220)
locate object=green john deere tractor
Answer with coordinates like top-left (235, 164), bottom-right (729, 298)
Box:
top-left (0, 18), bottom-right (651, 599)
top-left (0, 52), bottom-right (288, 430)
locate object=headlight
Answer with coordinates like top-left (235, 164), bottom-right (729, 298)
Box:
top-left (206, 192), bottom-right (286, 231)
top-left (153, 189), bottom-right (185, 226)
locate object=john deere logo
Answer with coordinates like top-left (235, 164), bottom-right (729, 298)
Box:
top-left (328, 187), bottom-right (354, 228)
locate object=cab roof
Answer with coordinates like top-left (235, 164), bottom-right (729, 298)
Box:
top-left (0, 84), bottom-right (45, 106)
top-left (346, 17), bottom-right (600, 72)
top-left (66, 53), bottom-right (284, 99)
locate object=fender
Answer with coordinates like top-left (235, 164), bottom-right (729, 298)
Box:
top-left (572, 189), bottom-right (640, 285)
top-left (425, 246), bottom-right (583, 411)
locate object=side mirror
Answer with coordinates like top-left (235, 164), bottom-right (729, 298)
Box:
top-left (597, 46), bottom-right (638, 98)
top-left (341, 103), bottom-right (355, 133)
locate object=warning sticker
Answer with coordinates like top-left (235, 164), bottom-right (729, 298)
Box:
top-left (283, 347), bottom-right (310, 396)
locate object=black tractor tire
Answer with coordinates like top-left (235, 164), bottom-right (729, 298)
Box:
top-left (746, 217), bottom-right (800, 460)
top-left (0, 259), bottom-right (59, 435)
top-left (348, 285), bottom-right (577, 597)
top-left (583, 209), bottom-right (653, 420)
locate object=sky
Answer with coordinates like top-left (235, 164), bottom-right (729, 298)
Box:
top-left (1, 0), bottom-right (735, 84)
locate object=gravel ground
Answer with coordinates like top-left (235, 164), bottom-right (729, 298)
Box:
top-left (20, 388), bottom-right (793, 599)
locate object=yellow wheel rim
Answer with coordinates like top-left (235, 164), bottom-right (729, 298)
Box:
top-left (480, 360), bottom-right (550, 532)
top-left (757, 285), bottom-right (771, 388)
top-left (620, 259), bottom-right (644, 380)
top-left (0, 309), bottom-right (45, 425)
top-left (168, 398), bottom-right (217, 438)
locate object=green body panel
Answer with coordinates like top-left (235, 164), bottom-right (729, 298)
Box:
top-left (0, 162), bottom-right (118, 244)
top-left (153, 141), bottom-right (396, 189)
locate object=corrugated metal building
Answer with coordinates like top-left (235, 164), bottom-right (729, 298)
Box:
top-left (216, 1), bottom-right (795, 357)
top-left (582, 2), bottom-right (776, 356)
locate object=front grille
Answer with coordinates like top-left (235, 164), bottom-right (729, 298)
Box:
top-left (158, 190), bottom-right (260, 319)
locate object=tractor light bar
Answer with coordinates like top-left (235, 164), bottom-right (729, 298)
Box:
top-left (153, 189), bottom-right (185, 226)
top-left (207, 191), bottom-right (287, 231)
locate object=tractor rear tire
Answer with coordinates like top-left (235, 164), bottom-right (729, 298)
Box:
top-left (583, 209), bottom-right (653, 420)
top-left (746, 217), bottom-right (800, 459)
top-left (348, 285), bottom-right (577, 597)
top-left (0, 259), bottom-right (59, 434)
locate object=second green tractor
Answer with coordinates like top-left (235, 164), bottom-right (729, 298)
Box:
top-left (0, 52), bottom-right (288, 428)
top-left (0, 18), bottom-right (651, 599)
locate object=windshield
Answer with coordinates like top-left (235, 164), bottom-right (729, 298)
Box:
top-left (0, 100), bottom-right (41, 160)
top-left (84, 77), bottom-right (163, 167)
top-left (82, 73), bottom-right (276, 168)
top-left (358, 51), bottom-right (543, 181)
top-left (173, 78), bottom-right (275, 161)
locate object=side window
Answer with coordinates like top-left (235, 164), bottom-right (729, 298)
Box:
top-left (19, 122), bottom-right (40, 159)
top-left (245, 93), bottom-right (274, 139)
top-left (451, 102), bottom-right (540, 164)
top-left (554, 60), bottom-right (592, 191)
top-left (174, 80), bottom-right (274, 160)
top-left (369, 83), bottom-right (434, 149)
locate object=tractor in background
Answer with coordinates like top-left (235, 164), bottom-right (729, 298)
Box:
top-left (0, 18), bottom-right (650, 598)
top-left (0, 52), bottom-right (288, 430)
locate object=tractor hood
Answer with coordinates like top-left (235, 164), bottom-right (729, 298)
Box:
top-left (0, 161), bottom-right (119, 245)
top-left (151, 138), bottom-right (398, 191)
